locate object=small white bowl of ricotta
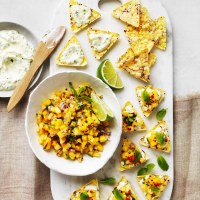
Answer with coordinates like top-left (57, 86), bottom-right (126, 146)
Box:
top-left (0, 22), bottom-right (43, 97)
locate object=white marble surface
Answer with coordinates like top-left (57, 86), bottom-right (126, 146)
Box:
top-left (0, 0), bottom-right (199, 97)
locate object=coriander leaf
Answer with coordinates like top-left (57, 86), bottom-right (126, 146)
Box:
top-left (134, 150), bottom-right (142, 163)
top-left (150, 186), bottom-right (159, 193)
top-left (80, 192), bottom-right (89, 200)
top-left (146, 163), bottom-right (155, 172)
top-left (156, 108), bottom-right (167, 121)
top-left (156, 132), bottom-right (165, 145)
top-left (137, 168), bottom-right (147, 176)
top-left (125, 116), bottom-right (134, 126)
top-left (142, 89), bottom-right (150, 103)
top-left (157, 155), bottom-right (169, 171)
top-left (100, 177), bottom-right (116, 185)
top-left (69, 82), bottom-right (80, 102)
top-left (113, 189), bottom-right (123, 200)
top-left (80, 96), bottom-right (93, 103)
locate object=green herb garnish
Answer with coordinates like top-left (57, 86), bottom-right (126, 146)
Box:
top-left (150, 186), bottom-right (159, 193)
top-left (80, 96), bottom-right (93, 103)
top-left (113, 189), bottom-right (123, 200)
top-left (157, 155), bottom-right (169, 171)
top-left (80, 193), bottom-right (89, 200)
top-left (137, 163), bottom-right (155, 176)
top-left (142, 89), bottom-right (151, 103)
top-left (156, 108), bottom-right (167, 121)
top-left (156, 132), bottom-right (165, 145)
top-left (69, 82), bottom-right (80, 102)
top-left (134, 150), bottom-right (142, 163)
top-left (125, 116), bottom-right (134, 126)
top-left (100, 177), bottom-right (116, 185)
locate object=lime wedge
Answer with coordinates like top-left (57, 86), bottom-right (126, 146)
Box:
top-left (91, 92), bottom-right (114, 121)
top-left (97, 59), bottom-right (124, 89)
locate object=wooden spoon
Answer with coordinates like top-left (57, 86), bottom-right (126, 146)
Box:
top-left (7, 26), bottom-right (66, 112)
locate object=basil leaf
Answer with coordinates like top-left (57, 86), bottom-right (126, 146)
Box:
top-left (156, 108), bottom-right (167, 121)
top-left (80, 192), bottom-right (89, 200)
top-left (100, 177), bottom-right (116, 185)
top-left (113, 189), bottom-right (123, 200)
top-left (142, 89), bottom-right (150, 103)
top-left (137, 163), bottom-right (155, 176)
top-left (157, 155), bottom-right (169, 171)
top-left (150, 186), bottom-right (159, 193)
top-left (134, 150), bottom-right (142, 163)
top-left (146, 163), bottom-right (155, 172)
top-left (137, 168), bottom-right (148, 176)
top-left (156, 132), bottom-right (165, 145)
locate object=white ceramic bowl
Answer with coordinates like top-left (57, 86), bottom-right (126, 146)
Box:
top-left (25, 71), bottom-right (122, 176)
top-left (0, 22), bottom-right (43, 97)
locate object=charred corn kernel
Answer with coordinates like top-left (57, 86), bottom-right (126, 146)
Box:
top-left (42, 99), bottom-right (51, 109)
top-left (69, 151), bottom-right (76, 160)
top-left (96, 144), bottom-right (103, 151)
top-left (50, 106), bottom-right (61, 114)
top-left (93, 151), bottom-right (100, 157)
top-left (81, 141), bottom-right (87, 149)
top-left (54, 143), bottom-right (61, 151)
top-left (100, 135), bottom-right (109, 143)
top-left (82, 135), bottom-right (88, 141)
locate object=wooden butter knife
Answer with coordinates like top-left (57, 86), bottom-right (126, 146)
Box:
top-left (7, 26), bottom-right (66, 112)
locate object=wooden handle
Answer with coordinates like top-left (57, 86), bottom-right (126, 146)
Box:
top-left (7, 43), bottom-right (50, 112)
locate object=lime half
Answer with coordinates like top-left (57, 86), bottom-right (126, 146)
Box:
top-left (97, 59), bottom-right (124, 89)
top-left (91, 92), bottom-right (114, 121)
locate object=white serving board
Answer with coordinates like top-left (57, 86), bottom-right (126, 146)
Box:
top-left (50, 0), bottom-right (173, 199)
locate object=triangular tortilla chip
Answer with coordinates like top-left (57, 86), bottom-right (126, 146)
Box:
top-left (56, 35), bottom-right (87, 67)
top-left (137, 174), bottom-right (170, 200)
top-left (139, 6), bottom-right (153, 29)
top-left (117, 48), bottom-right (151, 82)
top-left (122, 101), bottom-right (146, 132)
top-left (119, 138), bottom-right (148, 171)
top-left (153, 16), bottom-right (167, 50)
top-left (148, 52), bottom-right (157, 67)
top-left (111, 0), bottom-right (141, 27)
top-left (70, 179), bottom-right (100, 200)
top-left (69, 0), bottom-right (101, 33)
top-left (135, 85), bottom-right (165, 117)
top-left (125, 25), bottom-right (158, 54)
top-left (87, 28), bottom-right (119, 59)
top-left (108, 176), bottom-right (138, 200)
top-left (140, 120), bottom-right (171, 153)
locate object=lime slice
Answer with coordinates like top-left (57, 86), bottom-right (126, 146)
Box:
top-left (91, 92), bottom-right (114, 121)
top-left (97, 59), bottom-right (124, 89)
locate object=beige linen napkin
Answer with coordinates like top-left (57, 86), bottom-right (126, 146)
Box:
top-left (0, 95), bottom-right (199, 200)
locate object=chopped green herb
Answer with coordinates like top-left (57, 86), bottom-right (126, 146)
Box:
top-left (142, 89), bottom-right (151, 103)
top-left (80, 192), bottom-right (89, 200)
top-left (113, 189), bottom-right (123, 200)
top-left (156, 132), bottom-right (165, 145)
top-left (134, 150), bottom-right (142, 163)
top-left (100, 177), bottom-right (116, 185)
top-left (156, 108), bottom-right (167, 121)
top-left (80, 96), bottom-right (93, 103)
top-left (137, 163), bottom-right (155, 176)
top-left (69, 82), bottom-right (80, 102)
top-left (125, 116), bottom-right (134, 125)
top-left (157, 155), bottom-right (169, 171)
top-left (150, 186), bottom-right (159, 193)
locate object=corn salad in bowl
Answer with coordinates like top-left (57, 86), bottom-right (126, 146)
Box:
top-left (25, 72), bottom-right (122, 176)
top-left (37, 82), bottom-right (112, 162)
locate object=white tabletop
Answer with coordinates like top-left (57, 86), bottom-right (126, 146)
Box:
top-left (0, 0), bottom-right (199, 97)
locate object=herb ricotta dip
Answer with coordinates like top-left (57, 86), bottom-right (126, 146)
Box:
top-left (71, 5), bottom-right (91, 27)
top-left (89, 33), bottom-right (111, 52)
top-left (0, 30), bottom-right (34, 91)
